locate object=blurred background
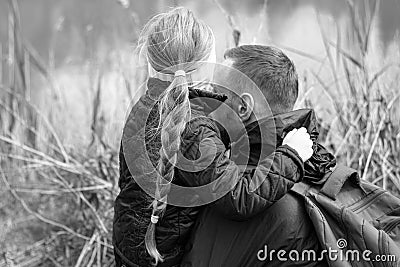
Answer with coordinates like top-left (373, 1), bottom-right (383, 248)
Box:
top-left (0, 0), bottom-right (399, 266)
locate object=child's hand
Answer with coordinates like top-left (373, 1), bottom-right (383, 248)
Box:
top-left (283, 127), bottom-right (314, 162)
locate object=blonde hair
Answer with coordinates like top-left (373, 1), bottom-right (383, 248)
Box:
top-left (138, 7), bottom-right (214, 265)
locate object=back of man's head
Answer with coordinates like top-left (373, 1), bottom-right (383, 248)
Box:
top-left (224, 45), bottom-right (299, 114)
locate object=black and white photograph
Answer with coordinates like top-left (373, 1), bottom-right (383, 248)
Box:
top-left (1, 0), bottom-right (400, 266)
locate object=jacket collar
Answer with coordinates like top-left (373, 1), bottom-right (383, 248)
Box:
top-left (146, 77), bottom-right (227, 115)
top-left (231, 109), bottom-right (336, 184)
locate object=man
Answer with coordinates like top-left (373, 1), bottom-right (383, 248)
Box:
top-left (182, 45), bottom-right (335, 266)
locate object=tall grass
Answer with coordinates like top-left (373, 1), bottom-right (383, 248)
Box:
top-left (0, 0), bottom-right (399, 266)
top-left (1, 0), bottom-right (123, 266)
top-left (310, 0), bottom-right (400, 193)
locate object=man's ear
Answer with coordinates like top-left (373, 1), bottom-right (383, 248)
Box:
top-left (237, 93), bottom-right (254, 121)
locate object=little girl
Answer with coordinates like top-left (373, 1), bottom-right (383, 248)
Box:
top-left (113, 7), bottom-right (313, 267)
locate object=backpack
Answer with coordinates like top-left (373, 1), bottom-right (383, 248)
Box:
top-left (291, 165), bottom-right (400, 266)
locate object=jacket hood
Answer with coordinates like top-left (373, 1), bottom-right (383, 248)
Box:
top-left (231, 109), bottom-right (336, 184)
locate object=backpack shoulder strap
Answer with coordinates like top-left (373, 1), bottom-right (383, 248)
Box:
top-left (320, 164), bottom-right (359, 200)
top-left (291, 165), bottom-right (359, 200)
top-left (291, 181), bottom-right (310, 196)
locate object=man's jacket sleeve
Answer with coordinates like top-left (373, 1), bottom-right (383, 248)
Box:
top-left (178, 124), bottom-right (305, 221)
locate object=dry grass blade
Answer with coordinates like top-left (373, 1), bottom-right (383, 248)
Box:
top-left (327, 40), bottom-right (364, 70)
top-left (24, 40), bottom-right (61, 99)
top-left (0, 43), bottom-right (3, 84)
top-left (74, 231), bottom-right (98, 267)
top-left (363, 0), bottom-right (379, 53)
top-left (315, 10), bottom-right (342, 96)
top-left (8, 0), bottom-right (27, 93)
top-left (346, 0), bottom-right (365, 55)
top-left (86, 244), bottom-right (98, 267)
top-left (212, 0), bottom-right (241, 46)
top-left (362, 94), bottom-right (400, 180)
top-left (96, 234), bottom-right (102, 267)
top-left (254, 0), bottom-right (268, 43)
top-left (7, 185), bottom-right (110, 195)
top-left (367, 63), bottom-right (399, 89)
top-left (272, 42), bottom-right (326, 63)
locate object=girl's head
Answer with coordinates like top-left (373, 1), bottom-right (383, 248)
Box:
top-left (139, 7), bottom-right (215, 265)
top-left (141, 7), bottom-right (216, 82)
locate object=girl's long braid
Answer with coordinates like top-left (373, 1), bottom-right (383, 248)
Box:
top-left (145, 75), bottom-right (190, 265)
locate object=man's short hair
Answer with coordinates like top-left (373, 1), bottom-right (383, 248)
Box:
top-left (224, 45), bottom-right (299, 114)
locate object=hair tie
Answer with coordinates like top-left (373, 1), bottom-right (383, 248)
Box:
top-left (150, 214), bottom-right (159, 224)
top-left (174, 70), bottom-right (186, 78)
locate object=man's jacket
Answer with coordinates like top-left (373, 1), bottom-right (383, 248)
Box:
top-left (182, 109), bottom-right (334, 267)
